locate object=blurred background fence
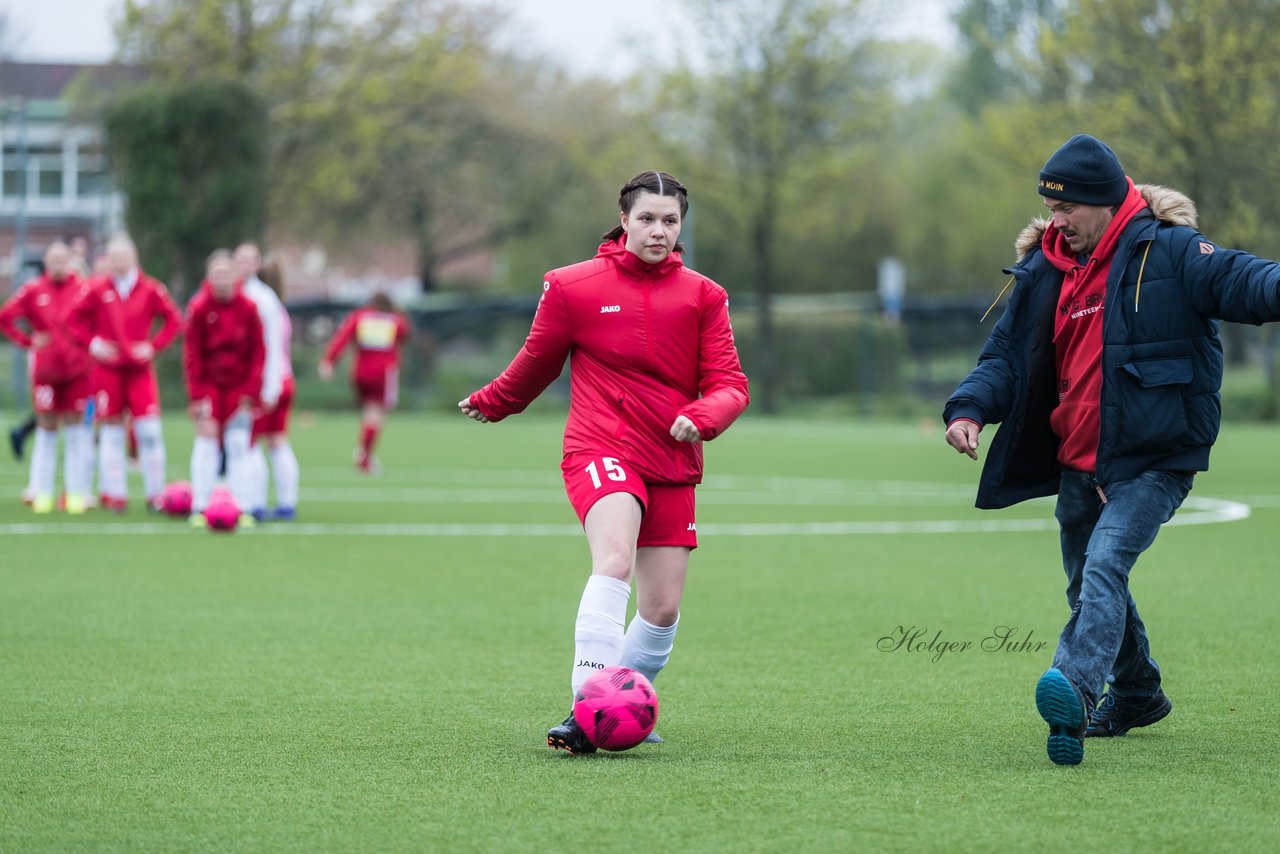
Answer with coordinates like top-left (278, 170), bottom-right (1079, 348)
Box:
top-left (7, 294), bottom-right (1277, 420)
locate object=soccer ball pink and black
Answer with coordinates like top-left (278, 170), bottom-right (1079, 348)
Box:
top-left (572, 666), bottom-right (659, 751)
top-left (160, 480), bottom-right (193, 517)
top-left (204, 488), bottom-right (241, 532)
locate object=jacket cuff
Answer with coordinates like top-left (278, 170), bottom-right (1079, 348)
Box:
top-left (943, 402), bottom-right (985, 428)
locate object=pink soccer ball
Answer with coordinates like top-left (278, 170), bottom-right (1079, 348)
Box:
top-left (161, 480), bottom-right (193, 517)
top-left (204, 488), bottom-right (241, 533)
top-left (572, 666), bottom-right (659, 751)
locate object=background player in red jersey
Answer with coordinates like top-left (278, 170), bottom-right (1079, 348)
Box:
top-left (460, 171), bottom-right (750, 753)
top-left (319, 292), bottom-right (409, 473)
top-left (69, 235), bottom-right (183, 512)
top-left (182, 250), bottom-right (265, 524)
top-left (0, 242), bottom-right (94, 513)
top-left (236, 243), bottom-right (300, 520)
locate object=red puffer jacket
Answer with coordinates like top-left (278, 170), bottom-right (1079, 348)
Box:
top-left (470, 237), bottom-right (750, 485)
top-left (68, 270), bottom-right (182, 369)
top-left (182, 282), bottom-right (265, 403)
top-left (0, 272), bottom-right (92, 383)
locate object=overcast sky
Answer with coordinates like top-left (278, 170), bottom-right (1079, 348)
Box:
top-left (3, 0), bottom-right (956, 76)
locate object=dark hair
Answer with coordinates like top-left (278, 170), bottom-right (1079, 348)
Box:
top-left (601, 170), bottom-right (688, 254)
top-left (368, 292), bottom-right (395, 313)
top-left (260, 257), bottom-right (285, 299)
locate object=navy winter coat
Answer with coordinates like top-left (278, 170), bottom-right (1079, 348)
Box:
top-left (944, 185), bottom-right (1280, 509)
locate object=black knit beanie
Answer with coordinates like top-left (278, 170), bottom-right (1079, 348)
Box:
top-left (1038, 134), bottom-right (1128, 206)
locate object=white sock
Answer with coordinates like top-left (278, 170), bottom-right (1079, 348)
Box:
top-left (133, 416), bottom-right (167, 501)
top-left (31, 428), bottom-right (58, 498)
top-left (223, 424), bottom-right (253, 510)
top-left (83, 426), bottom-right (97, 498)
top-left (99, 424), bottom-right (128, 500)
top-left (191, 436), bottom-right (220, 512)
top-left (62, 424), bottom-right (89, 497)
top-left (245, 443), bottom-right (268, 512)
top-left (621, 613), bottom-right (679, 684)
top-left (270, 442), bottom-right (299, 509)
top-left (571, 575), bottom-right (632, 695)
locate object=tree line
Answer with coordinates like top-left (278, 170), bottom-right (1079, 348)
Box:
top-left (103, 0), bottom-right (1280, 409)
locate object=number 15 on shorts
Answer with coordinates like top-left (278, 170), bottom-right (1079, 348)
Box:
top-left (585, 457), bottom-right (627, 489)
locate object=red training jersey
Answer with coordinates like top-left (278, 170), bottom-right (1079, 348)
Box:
top-left (182, 282), bottom-right (265, 403)
top-left (69, 269), bottom-right (183, 370)
top-left (470, 237), bottom-right (750, 485)
top-left (323, 307), bottom-right (409, 379)
top-left (0, 271), bottom-right (92, 384)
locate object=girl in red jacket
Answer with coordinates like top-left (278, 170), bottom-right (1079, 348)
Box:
top-left (70, 235), bottom-right (183, 512)
top-left (0, 241), bottom-right (93, 513)
top-left (183, 250), bottom-right (265, 523)
top-left (318, 292), bottom-right (409, 473)
top-left (460, 171), bottom-right (750, 753)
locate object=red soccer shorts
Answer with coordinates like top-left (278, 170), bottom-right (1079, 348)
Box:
top-left (193, 388), bottom-right (253, 425)
top-left (353, 366), bottom-right (398, 409)
top-left (561, 452), bottom-right (697, 549)
top-left (93, 365), bottom-right (161, 418)
top-left (253, 375), bottom-right (295, 439)
top-left (33, 374), bottom-right (92, 416)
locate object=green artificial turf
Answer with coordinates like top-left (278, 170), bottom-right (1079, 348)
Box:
top-left (1, 412), bottom-right (1277, 851)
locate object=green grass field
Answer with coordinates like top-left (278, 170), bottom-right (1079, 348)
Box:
top-left (1, 411), bottom-right (1278, 852)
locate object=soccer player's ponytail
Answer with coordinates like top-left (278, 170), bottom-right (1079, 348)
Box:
top-left (601, 170), bottom-right (688, 254)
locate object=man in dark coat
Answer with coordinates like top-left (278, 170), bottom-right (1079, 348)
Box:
top-left (944, 134), bottom-right (1280, 765)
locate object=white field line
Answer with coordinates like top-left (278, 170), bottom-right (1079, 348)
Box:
top-left (0, 497), bottom-right (1249, 537)
top-left (295, 486), bottom-right (980, 506)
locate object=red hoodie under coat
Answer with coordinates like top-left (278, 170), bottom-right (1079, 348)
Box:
top-left (470, 238), bottom-right (750, 485)
top-left (1041, 179), bottom-right (1148, 472)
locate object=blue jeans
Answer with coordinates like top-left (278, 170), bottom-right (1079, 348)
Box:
top-left (1052, 468), bottom-right (1194, 710)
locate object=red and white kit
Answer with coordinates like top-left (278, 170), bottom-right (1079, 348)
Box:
top-left (243, 278), bottom-right (295, 436)
top-left (469, 237), bottom-right (750, 547)
top-left (0, 269), bottom-right (96, 506)
top-left (242, 276), bottom-right (300, 516)
top-left (324, 308), bottom-right (409, 408)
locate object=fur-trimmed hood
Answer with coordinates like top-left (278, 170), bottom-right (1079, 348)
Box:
top-left (1014, 184), bottom-right (1198, 261)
